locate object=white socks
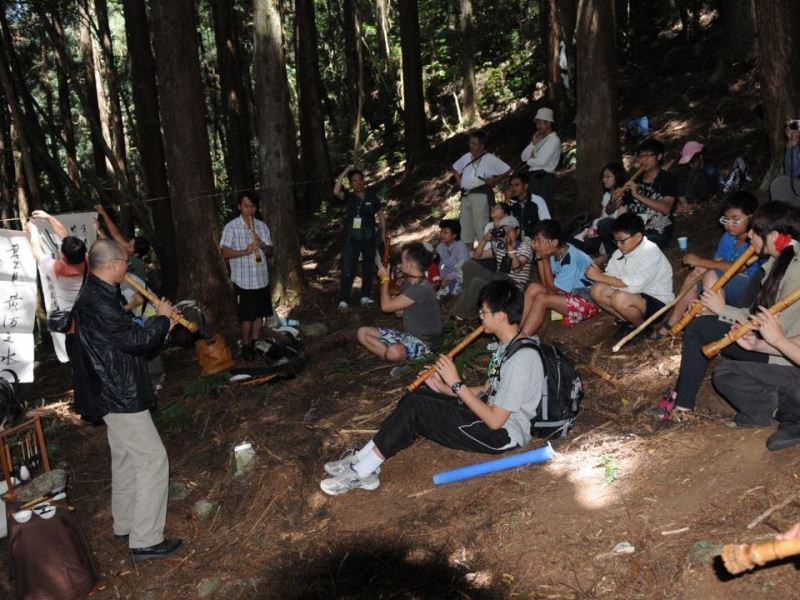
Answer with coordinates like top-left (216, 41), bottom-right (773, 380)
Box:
top-left (353, 442), bottom-right (384, 478)
top-left (355, 440), bottom-right (375, 462)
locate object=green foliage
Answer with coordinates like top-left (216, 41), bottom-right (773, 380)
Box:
top-left (154, 400), bottom-right (193, 432)
top-left (182, 373), bottom-right (230, 399)
top-left (601, 454), bottom-right (619, 485)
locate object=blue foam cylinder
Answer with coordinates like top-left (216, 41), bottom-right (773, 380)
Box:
top-left (432, 443), bottom-right (555, 485)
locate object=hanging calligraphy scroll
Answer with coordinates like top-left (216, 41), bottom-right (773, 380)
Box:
top-left (34, 212), bottom-right (97, 363)
top-left (0, 230), bottom-right (37, 382)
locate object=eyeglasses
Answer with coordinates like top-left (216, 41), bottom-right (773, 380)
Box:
top-left (614, 235), bottom-right (634, 246)
top-left (478, 308), bottom-right (488, 319)
top-left (719, 216), bottom-right (750, 226)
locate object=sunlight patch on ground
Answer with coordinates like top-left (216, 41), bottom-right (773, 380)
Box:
top-left (546, 435), bottom-right (642, 510)
top-left (391, 224), bottom-right (440, 247)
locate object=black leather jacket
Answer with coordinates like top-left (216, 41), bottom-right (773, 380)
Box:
top-left (73, 275), bottom-right (169, 417)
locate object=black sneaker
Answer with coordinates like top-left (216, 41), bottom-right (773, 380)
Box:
top-left (766, 428), bottom-right (800, 452)
top-left (113, 533), bottom-right (129, 544)
top-left (130, 538), bottom-right (183, 561)
top-left (241, 343), bottom-right (256, 362)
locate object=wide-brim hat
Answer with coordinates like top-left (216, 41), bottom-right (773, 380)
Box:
top-left (534, 107), bottom-right (555, 123)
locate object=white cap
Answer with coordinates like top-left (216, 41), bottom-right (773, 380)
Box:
top-left (534, 107), bottom-right (555, 123)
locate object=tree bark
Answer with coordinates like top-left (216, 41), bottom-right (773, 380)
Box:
top-left (754, 0), bottom-right (800, 189)
top-left (149, 0), bottom-right (231, 320)
top-left (375, 0), bottom-right (391, 62)
top-left (94, 0), bottom-right (130, 188)
top-left (210, 0), bottom-right (254, 193)
top-left (48, 7), bottom-right (80, 191)
top-left (122, 0), bottom-right (178, 296)
top-left (253, 0), bottom-right (305, 302)
top-left (459, 0), bottom-right (480, 125)
top-left (711, 0), bottom-right (755, 83)
top-left (398, 0), bottom-right (428, 170)
top-left (0, 98), bottom-right (14, 222)
top-left (295, 0), bottom-right (333, 214)
top-left (575, 0), bottom-right (619, 213)
top-left (342, 0), bottom-right (359, 129)
top-left (542, 0), bottom-right (569, 122)
top-left (78, 0), bottom-right (108, 183)
top-left (0, 36), bottom-right (39, 211)
top-left (10, 124), bottom-right (29, 221)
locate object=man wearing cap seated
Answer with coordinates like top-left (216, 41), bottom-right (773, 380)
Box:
top-left (452, 215), bottom-right (533, 320)
top-left (521, 107), bottom-right (561, 205)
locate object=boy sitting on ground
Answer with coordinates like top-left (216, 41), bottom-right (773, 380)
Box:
top-left (587, 213), bottom-right (674, 340)
top-left (436, 219), bottom-right (470, 298)
top-left (320, 280), bottom-right (543, 496)
top-left (356, 243), bottom-right (442, 364)
top-left (520, 220), bottom-right (599, 335)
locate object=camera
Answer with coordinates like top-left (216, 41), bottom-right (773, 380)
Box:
top-left (787, 120), bottom-right (800, 131)
top-left (491, 227), bottom-right (506, 240)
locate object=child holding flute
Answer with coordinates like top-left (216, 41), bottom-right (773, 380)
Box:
top-left (320, 280), bottom-right (543, 496)
top-left (655, 192), bottom-right (760, 339)
top-left (651, 202), bottom-right (800, 422)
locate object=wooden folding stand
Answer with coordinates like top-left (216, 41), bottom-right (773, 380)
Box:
top-left (0, 414), bottom-right (51, 501)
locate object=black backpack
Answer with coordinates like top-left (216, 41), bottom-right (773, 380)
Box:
top-left (496, 336), bottom-right (583, 439)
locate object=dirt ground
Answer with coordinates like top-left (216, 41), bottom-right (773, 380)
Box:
top-left (3, 19), bottom-right (800, 600)
top-left (3, 199), bottom-right (800, 600)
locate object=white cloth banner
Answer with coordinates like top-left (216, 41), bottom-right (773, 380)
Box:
top-left (0, 230), bottom-right (38, 382)
top-left (34, 212), bottom-right (97, 363)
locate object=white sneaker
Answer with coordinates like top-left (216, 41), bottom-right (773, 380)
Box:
top-left (324, 449), bottom-right (381, 476)
top-left (320, 466), bottom-right (380, 496)
top-left (436, 289), bottom-right (449, 300)
top-left (337, 301), bottom-right (349, 311)
top-left (359, 297), bottom-right (375, 306)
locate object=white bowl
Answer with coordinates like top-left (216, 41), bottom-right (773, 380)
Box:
top-left (37, 506), bottom-right (56, 520)
top-left (12, 510), bottom-right (32, 523)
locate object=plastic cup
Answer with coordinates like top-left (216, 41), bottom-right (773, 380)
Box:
top-left (677, 236), bottom-right (688, 252)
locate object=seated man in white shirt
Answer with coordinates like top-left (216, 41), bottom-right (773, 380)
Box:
top-left (586, 213), bottom-right (674, 340)
top-left (451, 131), bottom-right (511, 247)
top-left (521, 107), bottom-right (561, 204)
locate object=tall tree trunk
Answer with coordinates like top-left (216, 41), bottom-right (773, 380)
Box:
top-left (375, 0), bottom-right (391, 61)
top-left (78, 0), bottom-right (108, 183)
top-left (711, 0), bottom-right (755, 83)
top-left (149, 0), bottom-right (231, 321)
top-left (342, 0), bottom-right (359, 130)
top-left (49, 7), bottom-right (80, 191)
top-left (575, 0), bottom-right (619, 213)
top-left (542, 0), bottom-right (569, 122)
top-left (459, 0), bottom-right (480, 125)
top-left (210, 0), bottom-right (254, 193)
top-left (295, 0), bottom-right (333, 214)
top-left (122, 0), bottom-right (178, 296)
top-left (754, 0), bottom-right (800, 189)
top-left (0, 98), bottom-right (14, 221)
top-left (0, 41), bottom-right (39, 211)
top-left (253, 0), bottom-right (305, 301)
top-left (94, 0), bottom-right (130, 188)
top-left (11, 124), bottom-right (29, 220)
top-left (397, 0), bottom-right (428, 170)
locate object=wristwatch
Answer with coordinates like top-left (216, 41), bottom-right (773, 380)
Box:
top-left (450, 381), bottom-right (464, 394)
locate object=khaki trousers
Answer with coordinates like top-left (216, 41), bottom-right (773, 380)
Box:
top-left (103, 410), bottom-right (169, 549)
top-left (459, 192), bottom-right (490, 246)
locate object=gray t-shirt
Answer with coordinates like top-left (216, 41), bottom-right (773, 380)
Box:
top-left (401, 280), bottom-right (442, 338)
top-left (488, 345), bottom-right (543, 448)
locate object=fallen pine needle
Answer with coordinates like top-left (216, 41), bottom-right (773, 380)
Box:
top-left (407, 488), bottom-right (436, 499)
top-left (747, 489), bottom-right (800, 530)
top-left (661, 527), bottom-right (690, 536)
top-left (339, 429), bottom-right (379, 435)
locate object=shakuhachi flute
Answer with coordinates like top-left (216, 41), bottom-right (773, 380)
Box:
top-left (611, 267), bottom-right (709, 353)
top-left (669, 245), bottom-right (757, 336)
top-left (701, 286), bottom-right (800, 358)
top-left (722, 537), bottom-right (800, 575)
top-left (406, 326), bottom-right (485, 392)
top-left (608, 165), bottom-right (646, 210)
top-left (123, 274), bottom-right (199, 332)
top-left (247, 217), bottom-right (262, 263)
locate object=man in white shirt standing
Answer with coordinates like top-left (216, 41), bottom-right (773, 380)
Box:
top-left (451, 131), bottom-right (511, 247)
top-left (220, 192), bottom-right (274, 361)
top-left (521, 107), bottom-right (561, 205)
top-left (586, 212), bottom-right (674, 340)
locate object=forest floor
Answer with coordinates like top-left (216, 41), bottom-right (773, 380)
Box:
top-left (3, 22), bottom-right (800, 600)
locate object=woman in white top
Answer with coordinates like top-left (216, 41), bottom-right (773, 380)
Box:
top-left (521, 107), bottom-right (561, 204)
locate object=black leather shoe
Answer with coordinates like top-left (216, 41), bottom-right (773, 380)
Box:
top-left (113, 533), bottom-right (129, 543)
top-left (130, 538), bottom-right (183, 560)
top-left (767, 428), bottom-right (800, 452)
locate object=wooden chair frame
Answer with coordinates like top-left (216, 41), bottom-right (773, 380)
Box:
top-left (0, 414), bottom-right (50, 501)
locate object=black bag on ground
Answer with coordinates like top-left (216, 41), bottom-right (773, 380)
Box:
top-left (498, 337), bottom-right (583, 439)
top-left (564, 213), bottom-right (593, 241)
top-left (0, 369), bottom-right (22, 427)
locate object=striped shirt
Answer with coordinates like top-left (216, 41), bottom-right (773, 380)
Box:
top-left (495, 241), bottom-right (533, 291)
top-left (219, 216), bottom-right (272, 289)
